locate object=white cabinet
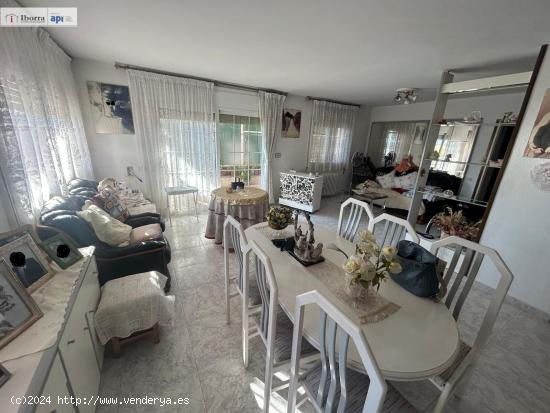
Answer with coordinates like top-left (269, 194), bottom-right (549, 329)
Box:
top-left (279, 172), bottom-right (324, 212)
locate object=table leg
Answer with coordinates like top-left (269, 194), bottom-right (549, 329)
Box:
top-left (167, 193), bottom-right (172, 226)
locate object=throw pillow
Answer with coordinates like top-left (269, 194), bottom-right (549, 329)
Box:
top-left (78, 204), bottom-right (132, 247)
top-left (97, 187), bottom-right (129, 222)
top-left (376, 171), bottom-right (396, 189)
top-left (393, 171), bottom-right (418, 190)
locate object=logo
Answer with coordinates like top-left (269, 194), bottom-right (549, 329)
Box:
top-left (0, 7), bottom-right (77, 26)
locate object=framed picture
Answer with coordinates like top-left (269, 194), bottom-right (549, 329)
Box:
top-left (0, 259), bottom-right (43, 350)
top-left (87, 81), bottom-right (134, 134)
top-left (524, 88), bottom-right (550, 158)
top-left (0, 363), bottom-right (11, 388)
top-left (0, 233), bottom-right (53, 293)
top-left (40, 234), bottom-right (83, 270)
top-left (282, 108), bottom-right (302, 138)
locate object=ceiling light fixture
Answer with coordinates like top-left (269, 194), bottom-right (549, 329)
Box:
top-left (394, 88), bottom-right (418, 104)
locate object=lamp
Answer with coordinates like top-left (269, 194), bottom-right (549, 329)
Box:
top-left (394, 88), bottom-right (418, 104)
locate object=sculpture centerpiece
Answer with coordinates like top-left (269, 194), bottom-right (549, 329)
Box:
top-left (289, 210), bottom-right (324, 266)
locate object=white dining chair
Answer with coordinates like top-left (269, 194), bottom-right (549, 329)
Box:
top-left (367, 213), bottom-right (419, 246)
top-left (287, 290), bottom-right (415, 413)
top-left (428, 236), bottom-right (514, 413)
top-left (223, 216), bottom-right (261, 325)
top-left (337, 197), bottom-right (375, 242)
top-left (242, 240), bottom-right (319, 413)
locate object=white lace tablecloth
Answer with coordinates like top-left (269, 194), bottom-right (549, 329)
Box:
top-left (205, 188), bottom-right (269, 244)
top-left (94, 271), bottom-right (174, 345)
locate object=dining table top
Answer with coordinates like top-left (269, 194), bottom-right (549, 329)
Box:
top-left (245, 222), bottom-right (460, 381)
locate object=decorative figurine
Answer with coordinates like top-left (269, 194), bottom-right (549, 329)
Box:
top-left (292, 211), bottom-right (324, 265)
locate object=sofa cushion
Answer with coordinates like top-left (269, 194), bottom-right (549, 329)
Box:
top-left (77, 203), bottom-right (132, 247)
top-left (376, 171), bottom-right (396, 189)
top-left (41, 196), bottom-right (87, 216)
top-left (129, 224), bottom-right (163, 245)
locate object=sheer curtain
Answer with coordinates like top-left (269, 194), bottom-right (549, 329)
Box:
top-left (0, 26), bottom-right (93, 226)
top-left (258, 91), bottom-right (285, 203)
top-left (307, 100), bottom-right (358, 195)
top-left (127, 70), bottom-right (218, 211)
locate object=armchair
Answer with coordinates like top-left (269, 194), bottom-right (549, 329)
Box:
top-left (36, 196), bottom-right (172, 291)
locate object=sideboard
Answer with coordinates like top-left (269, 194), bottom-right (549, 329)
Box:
top-left (0, 248), bottom-right (103, 413)
top-left (279, 171), bottom-right (323, 213)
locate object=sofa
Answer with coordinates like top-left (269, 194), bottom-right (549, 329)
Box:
top-left (36, 179), bottom-right (172, 291)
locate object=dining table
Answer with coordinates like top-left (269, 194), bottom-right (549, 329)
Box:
top-left (245, 222), bottom-right (460, 381)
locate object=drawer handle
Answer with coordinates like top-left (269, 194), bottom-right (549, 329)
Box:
top-left (67, 339), bottom-right (76, 345)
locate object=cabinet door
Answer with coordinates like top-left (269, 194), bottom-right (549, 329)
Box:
top-left (80, 259), bottom-right (104, 369)
top-left (37, 353), bottom-right (75, 413)
top-left (59, 316), bottom-right (100, 413)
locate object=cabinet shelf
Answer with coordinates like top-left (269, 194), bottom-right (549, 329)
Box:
top-left (422, 159), bottom-right (502, 168)
top-left (416, 189), bottom-right (488, 208)
top-left (431, 122), bottom-right (516, 128)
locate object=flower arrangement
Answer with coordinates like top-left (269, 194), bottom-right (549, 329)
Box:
top-left (342, 229), bottom-right (402, 296)
top-left (431, 208), bottom-right (481, 241)
top-left (266, 206), bottom-right (294, 230)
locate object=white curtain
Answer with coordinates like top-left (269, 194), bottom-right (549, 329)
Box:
top-left (307, 100), bottom-right (358, 195)
top-left (377, 122), bottom-right (418, 165)
top-left (258, 91), bottom-right (285, 203)
top-left (0, 26), bottom-right (94, 226)
top-left (127, 70), bottom-right (218, 211)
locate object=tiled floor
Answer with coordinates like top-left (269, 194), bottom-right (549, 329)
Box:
top-left (97, 196), bottom-right (550, 413)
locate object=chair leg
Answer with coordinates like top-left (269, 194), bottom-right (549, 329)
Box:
top-left (455, 365), bottom-right (474, 399)
top-left (263, 356), bottom-right (273, 413)
top-left (242, 304), bottom-right (249, 367)
top-left (432, 381), bottom-right (454, 413)
top-left (152, 323), bottom-right (160, 344)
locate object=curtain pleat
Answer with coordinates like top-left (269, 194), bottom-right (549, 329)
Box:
top-left (0, 25), bottom-right (94, 225)
top-left (127, 70), bottom-right (218, 211)
top-left (258, 91), bottom-right (285, 203)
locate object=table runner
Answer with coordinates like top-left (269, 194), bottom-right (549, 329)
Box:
top-left (256, 224), bottom-right (400, 323)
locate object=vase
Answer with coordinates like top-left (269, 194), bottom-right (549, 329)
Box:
top-left (268, 222), bottom-right (288, 239)
top-left (344, 272), bottom-right (368, 300)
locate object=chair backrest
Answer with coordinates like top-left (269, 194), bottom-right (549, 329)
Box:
top-left (243, 240), bottom-right (278, 347)
top-left (337, 198), bottom-right (374, 242)
top-left (430, 236), bottom-right (513, 351)
top-left (367, 213), bottom-right (419, 247)
top-left (287, 290), bottom-right (387, 413)
top-left (223, 216), bottom-right (248, 292)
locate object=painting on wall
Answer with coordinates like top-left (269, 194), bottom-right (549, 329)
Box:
top-left (282, 108), bottom-right (302, 138)
top-left (524, 88), bottom-right (550, 158)
top-left (87, 81), bottom-right (135, 134)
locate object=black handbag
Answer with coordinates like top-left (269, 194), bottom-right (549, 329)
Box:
top-left (392, 240), bottom-right (447, 298)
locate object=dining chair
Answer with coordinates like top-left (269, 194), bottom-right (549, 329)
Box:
top-left (428, 236), bottom-right (514, 413)
top-left (287, 289), bottom-right (415, 413)
top-left (367, 213), bottom-right (419, 246)
top-left (242, 240), bottom-right (319, 413)
top-left (337, 197), bottom-right (375, 242)
top-left (223, 216), bottom-right (261, 325)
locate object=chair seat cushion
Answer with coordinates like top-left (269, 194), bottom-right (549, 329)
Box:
top-left (95, 271), bottom-right (174, 345)
top-left (254, 308), bottom-right (317, 363)
top-left (303, 361), bottom-right (416, 413)
top-left (130, 224), bottom-right (163, 244)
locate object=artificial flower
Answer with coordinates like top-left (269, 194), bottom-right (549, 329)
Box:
top-left (388, 261), bottom-right (402, 274)
top-left (381, 246), bottom-right (397, 259)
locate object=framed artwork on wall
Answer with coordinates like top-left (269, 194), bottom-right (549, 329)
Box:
top-left (87, 81), bottom-right (135, 134)
top-left (524, 88), bottom-right (550, 158)
top-left (0, 233), bottom-right (53, 293)
top-left (0, 259), bottom-right (43, 350)
top-left (282, 108), bottom-right (302, 138)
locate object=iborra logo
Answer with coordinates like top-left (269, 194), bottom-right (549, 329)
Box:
top-left (4, 13), bottom-right (18, 24)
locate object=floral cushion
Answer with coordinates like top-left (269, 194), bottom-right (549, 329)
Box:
top-left (393, 171), bottom-right (418, 190)
top-left (376, 171), bottom-right (396, 189)
top-left (96, 187), bottom-right (129, 222)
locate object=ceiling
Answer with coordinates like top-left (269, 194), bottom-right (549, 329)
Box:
top-left (20, 0), bottom-right (550, 105)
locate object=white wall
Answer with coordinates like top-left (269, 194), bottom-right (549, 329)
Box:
top-left (478, 53), bottom-right (550, 315)
top-left (71, 57), bottom-right (371, 199)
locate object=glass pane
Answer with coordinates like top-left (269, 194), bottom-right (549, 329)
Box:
top-left (249, 152), bottom-right (262, 167)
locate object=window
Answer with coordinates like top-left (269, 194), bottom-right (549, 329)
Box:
top-left (380, 130), bottom-right (399, 164)
top-left (218, 113), bottom-right (262, 187)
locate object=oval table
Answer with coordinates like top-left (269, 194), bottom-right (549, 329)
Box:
top-left (205, 187), bottom-right (269, 244)
top-left (245, 222), bottom-right (460, 381)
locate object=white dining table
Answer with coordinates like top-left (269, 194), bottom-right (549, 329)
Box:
top-left (245, 222), bottom-right (460, 381)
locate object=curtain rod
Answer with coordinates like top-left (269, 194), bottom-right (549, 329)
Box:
top-left (114, 62), bottom-right (287, 96)
top-left (307, 96), bottom-right (361, 108)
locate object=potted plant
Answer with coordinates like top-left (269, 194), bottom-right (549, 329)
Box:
top-left (431, 208), bottom-right (481, 241)
top-left (342, 229), bottom-right (402, 300)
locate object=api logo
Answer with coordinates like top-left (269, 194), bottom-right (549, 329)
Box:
top-left (49, 14), bottom-right (64, 24)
